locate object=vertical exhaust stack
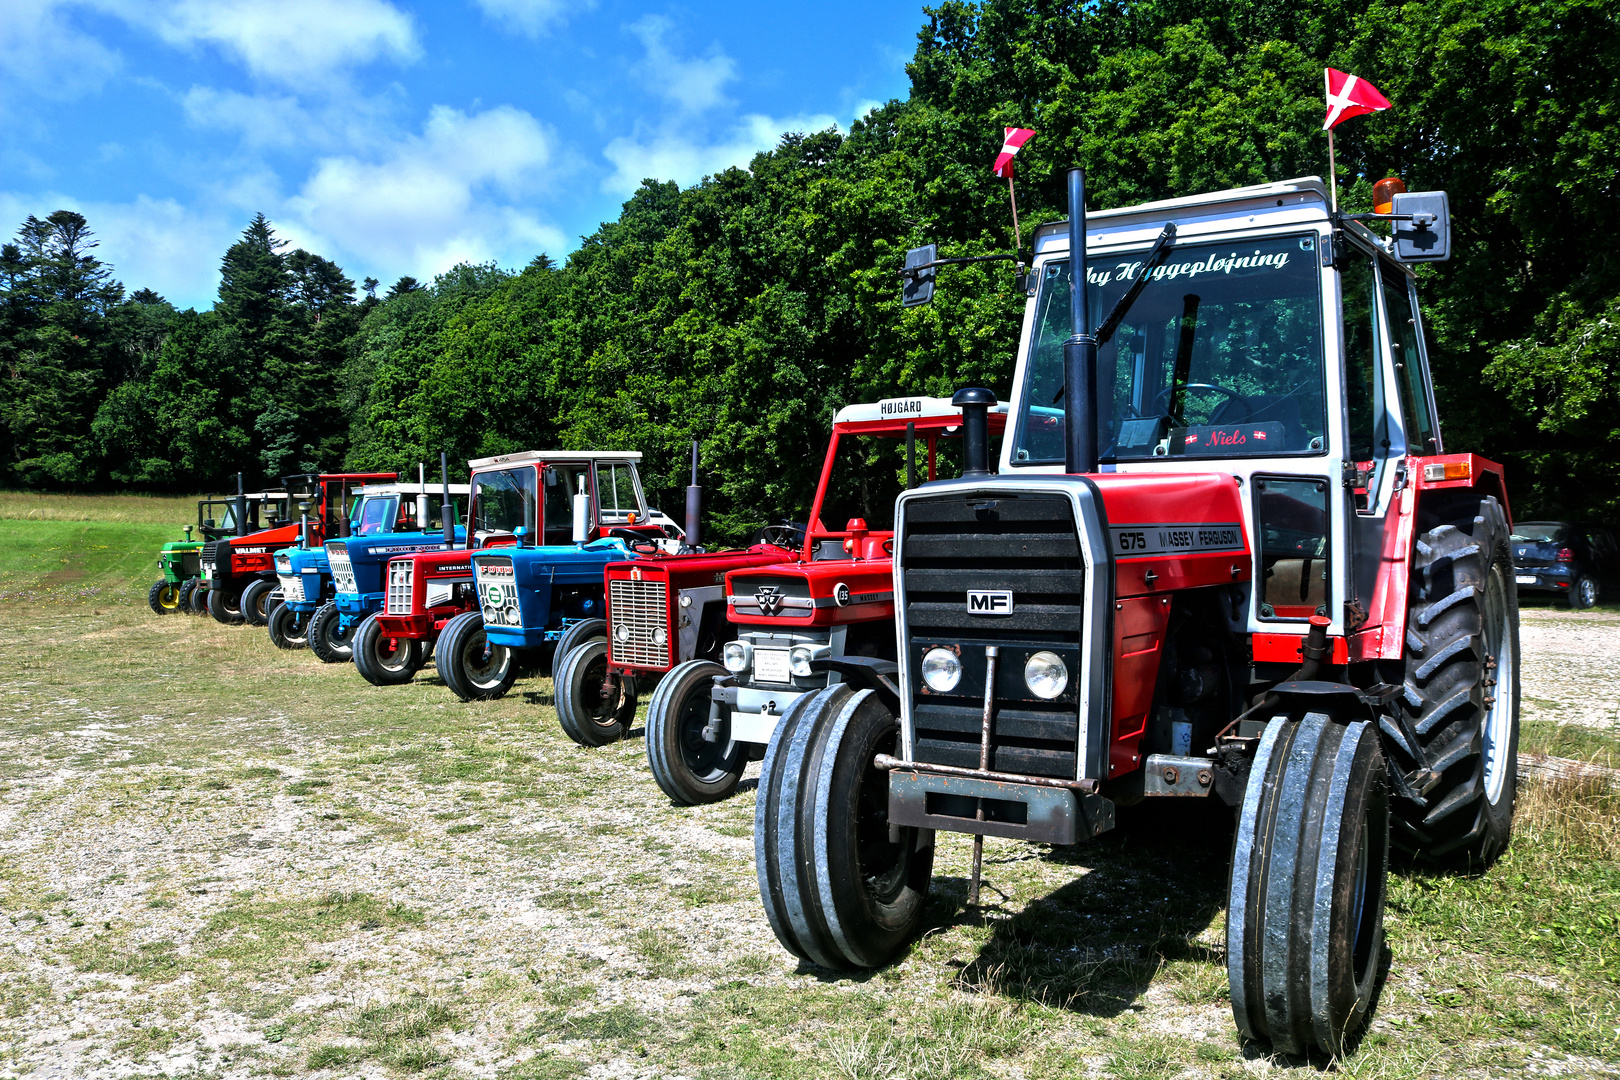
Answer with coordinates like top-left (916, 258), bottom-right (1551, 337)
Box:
top-left (235, 472), bottom-right (248, 537)
top-left (684, 441), bottom-right (702, 548)
top-left (952, 388), bottom-right (997, 477)
top-left (1063, 167), bottom-right (1098, 474)
top-left (441, 452), bottom-right (455, 547)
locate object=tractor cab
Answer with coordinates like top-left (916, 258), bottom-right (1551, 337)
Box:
top-left (197, 491), bottom-right (290, 539)
top-left (464, 450), bottom-right (667, 550)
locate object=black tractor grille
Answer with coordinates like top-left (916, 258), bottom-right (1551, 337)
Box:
top-left (901, 492), bottom-right (1086, 781)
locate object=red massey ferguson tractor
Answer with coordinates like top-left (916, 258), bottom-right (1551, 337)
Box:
top-left (624, 398), bottom-right (1007, 804)
top-left (754, 171), bottom-right (1519, 1057)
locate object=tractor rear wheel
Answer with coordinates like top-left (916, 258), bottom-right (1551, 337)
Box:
top-left (353, 615), bottom-right (424, 686)
top-left (1228, 712), bottom-right (1389, 1057)
top-left (308, 603), bottom-right (359, 663)
top-left (149, 580), bottom-right (182, 615)
top-left (267, 603), bottom-right (310, 649)
top-left (240, 578), bottom-right (276, 627)
top-left (555, 640), bottom-right (638, 746)
top-left (645, 660), bottom-right (745, 803)
top-left (755, 684), bottom-right (934, 971)
top-left (554, 619), bottom-right (607, 669)
top-left (187, 582), bottom-right (210, 615)
top-left (207, 584), bottom-right (245, 625)
top-left (436, 611), bottom-right (515, 701)
top-left (1390, 496), bottom-right (1520, 868)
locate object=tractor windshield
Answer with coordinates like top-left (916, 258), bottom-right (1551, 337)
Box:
top-left (1013, 233), bottom-right (1327, 464)
top-left (472, 467), bottom-right (537, 537)
top-left (354, 495), bottom-right (398, 536)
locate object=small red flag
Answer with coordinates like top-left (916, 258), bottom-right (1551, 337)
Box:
top-left (1322, 68), bottom-right (1390, 130)
top-left (992, 127), bottom-right (1035, 178)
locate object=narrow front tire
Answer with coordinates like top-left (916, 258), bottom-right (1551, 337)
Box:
top-left (555, 640), bottom-right (638, 746)
top-left (149, 580), bottom-right (182, 614)
top-left (240, 578), bottom-right (276, 627)
top-left (353, 615), bottom-right (424, 686)
top-left (645, 660), bottom-right (744, 803)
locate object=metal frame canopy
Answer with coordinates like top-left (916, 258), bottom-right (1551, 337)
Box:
top-left (830, 395), bottom-right (1009, 434)
top-left (356, 483), bottom-right (472, 495)
top-left (468, 450), bottom-right (643, 469)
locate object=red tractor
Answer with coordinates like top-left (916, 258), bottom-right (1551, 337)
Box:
top-left (358, 548), bottom-right (479, 685)
top-left (633, 398), bottom-right (1007, 804)
top-left (199, 470), bottom-right (397, 625)
top-left (755, 171), bottom-right (1518, 1057)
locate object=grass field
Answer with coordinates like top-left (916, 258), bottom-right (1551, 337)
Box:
top-left (0, 498), bottom-right (1617, 1079)
top-left (0, 491), bottom-right (200, 605)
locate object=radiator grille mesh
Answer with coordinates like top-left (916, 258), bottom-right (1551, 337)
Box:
top-left (608, 578), bottom-right (669, 668)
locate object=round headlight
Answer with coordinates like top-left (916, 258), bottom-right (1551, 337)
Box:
top-left (921, 647), bottom-right (962, 693)
top-left (1024, 651), bottom-right (1068, 700)
top-left (789, 646), bottom-right (814, 677)
top-left (722, 642), bottom-right (748, 673)
top-left (615, 623), bottom-right (631, 642)
top-left (652, 626), bottom-right (668, 645)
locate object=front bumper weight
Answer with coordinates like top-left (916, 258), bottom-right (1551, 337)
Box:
top-left (887, 769), bottom-right (1115, 845)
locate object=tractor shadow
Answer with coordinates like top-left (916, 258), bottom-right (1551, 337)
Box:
top-left (921, 798), bottom-right (1236, 1018)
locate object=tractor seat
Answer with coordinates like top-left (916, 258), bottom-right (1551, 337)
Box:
top-left (1211, 394), bottom-right (1305, 450)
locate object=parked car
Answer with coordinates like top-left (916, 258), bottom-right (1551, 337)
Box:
top-left (1510, 521), bottom-right (1619, 608)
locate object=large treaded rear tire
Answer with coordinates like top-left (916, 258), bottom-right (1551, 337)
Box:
top-left (207, 584), bottom-right (244, 625)
top-left (353, 614), bottom-right (424, 686)
top-left (645, 660), bottom-right (745, 803)
top-left (436, 611), bottom-right (515, 701)
top-left (555, 640), bottom-right (638, 746)
top-left (1390, 495), bottom-right (1520, 868)
top-left (240, 578), bottom-right (275, 627)
top-left (755, 684), bottom-right (934, 971)
top-left (1228, 712), bottom-right (1389, 1057)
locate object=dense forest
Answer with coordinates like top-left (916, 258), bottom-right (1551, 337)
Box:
top-left (1, 0), bottom-right (1615, 540)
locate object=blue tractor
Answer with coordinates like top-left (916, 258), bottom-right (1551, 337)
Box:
top-left (267, 482), bottom-right (465, 653)
top-left (303, 482), bottom-right (470, 662)
top-left (438, 450), bottom-right (678, 701)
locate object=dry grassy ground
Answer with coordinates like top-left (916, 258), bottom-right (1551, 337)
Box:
top-left (0, 496), bottom-right (1616, 1079)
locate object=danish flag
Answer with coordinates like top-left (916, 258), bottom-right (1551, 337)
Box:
top-left (1322, 68), bottom-right (1390, 130)
top-left (992, 127), bottom-right (1036, 178)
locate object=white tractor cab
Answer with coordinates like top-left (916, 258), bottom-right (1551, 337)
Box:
top-left (757, 172), bottom-right (1514, 1058)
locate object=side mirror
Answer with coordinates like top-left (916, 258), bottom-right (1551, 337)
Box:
top-left (544, 466), bottom-right (558, 487)
top-left (902, 244), bottom-right (937, 307)
top-left (1391, 190), bottom-right (1450, 263)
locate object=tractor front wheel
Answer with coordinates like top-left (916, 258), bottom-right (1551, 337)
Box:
top-left (267, 603), bottom-right (311, 649)
top-left (353, 615), bottom-right (424, 686)
top-left (1228, 712), bottom-right (1389, 1057)
top-left (207, 584), bottom-right (245, 625)
top-left (187, 582), bottom-right (210, 615)
top-left (308, 603), bottom-right (359, 663)
top-left (555, 640), bottom-right (638, 747)
top-left (645, 659), bottom-right (745, 803)
top-left (1391, 496), bottom-right (1520, 867)
top-left (149, 580), bottom-right (182, 615)
top-left (756, 684), bottom-right (934, 971)
top-left (553, 618), bottom-right (606, 670)
top-left (436, 611), bottom-right (516, 701)
top-left (240, 578), bottom-right (276, 627)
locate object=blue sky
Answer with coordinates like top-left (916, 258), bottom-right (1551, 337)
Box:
top-left (1, 1), bottom-right (927, 309)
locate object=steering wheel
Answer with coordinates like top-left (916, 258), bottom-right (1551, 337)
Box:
top-left (760, 523), bottom-right (802, 550)
top-left (606, 528), bottom-right (660, 556)
top-left (1152, 383), bottom-right (1252, 427)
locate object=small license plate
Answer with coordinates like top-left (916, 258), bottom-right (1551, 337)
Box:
top-left (753, 649), bottom-right (792, 684)
top-left (1515, 575), bottom-right (1536, 584)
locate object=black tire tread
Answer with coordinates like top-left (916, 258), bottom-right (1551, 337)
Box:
top-left (555, 640), bottom-right (635, 746)
top-left (645, 660), bottom-right (742, 803)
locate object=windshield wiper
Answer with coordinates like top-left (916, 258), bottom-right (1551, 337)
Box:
top-left (1053, 222), bottom-right (1177, 403)
top-left (1095, 222), bottom-right (1177, 346)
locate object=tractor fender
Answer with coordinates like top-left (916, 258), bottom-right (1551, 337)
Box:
top-left (809, 657), bottom-right (901, 715)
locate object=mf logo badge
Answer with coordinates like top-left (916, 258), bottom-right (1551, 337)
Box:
top-left (967, 590), bottom-right (1013, 615)
top-left (755, 585), bottom-right (784, 616)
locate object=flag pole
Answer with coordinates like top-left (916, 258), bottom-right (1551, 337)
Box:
top-left (1328, 127), bottom-right (1338, 213)
top-left (1007, 173), bottom-right (1023, 255)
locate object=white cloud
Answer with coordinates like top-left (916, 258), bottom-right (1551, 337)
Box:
top-left (0, 189), bottom-right (239, 307)
top-left (628, 15), bottom-right (736, 114)
top-left (284, 104), bottom-right (564, 274)
top-left (181, 86), bottom-right (311, 148)
top-left (141, 0), bottom-right (419, 88)
top-left (851, 99), bottom-right (883, 126)
top-left (473, 0), bottom-right (581, 37)
top-left (601, 112), bottom-right (840, 197)
top-left (0, 0), bottom-right (122, 100)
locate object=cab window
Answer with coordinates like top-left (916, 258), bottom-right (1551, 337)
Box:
top-left (473, 467), bottom-right (537, 538)
top-left (597, 463), bottom-right (645, 525)
top-left (543, 464), bottom-right (590, 544)
top-left (355, 496), bottom-right (397, 536)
